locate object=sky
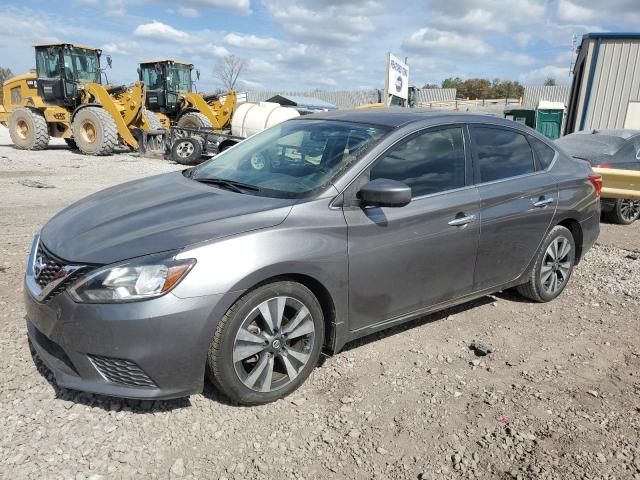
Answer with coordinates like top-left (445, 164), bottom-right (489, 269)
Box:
top-left (1, 0), bottom-right (639, 92)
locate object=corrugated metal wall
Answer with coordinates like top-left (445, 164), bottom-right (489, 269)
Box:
top-left (523, 86), bottom-right (570, 107)
top-left (245, 88), bottom-right (456, 109)
top-left (587, 39), bottom-right (640, 129)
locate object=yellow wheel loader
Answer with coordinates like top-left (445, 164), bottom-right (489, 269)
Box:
top-left (0, 43), bottom-right (163, 155)
top-left (138, 59), bottom-right (236, 130)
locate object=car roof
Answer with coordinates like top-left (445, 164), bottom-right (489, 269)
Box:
top-left (298, 108), bottom-right (523, 130)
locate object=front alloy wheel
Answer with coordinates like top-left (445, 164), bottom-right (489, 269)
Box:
top-left (208, 281), bottom-right (324, 405)
top-left (233, 296), bottom-right (315, 393)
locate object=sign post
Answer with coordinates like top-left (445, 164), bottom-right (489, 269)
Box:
top-left (384, 53), bottom-right (410, 107)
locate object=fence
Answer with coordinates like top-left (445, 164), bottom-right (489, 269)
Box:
top-left (245, 88), bottom-right (457, 109)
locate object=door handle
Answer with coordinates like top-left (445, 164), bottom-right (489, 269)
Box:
top-left (448, 214), bottom-right (476, 226)
top-left (532, 197), bottom-right (554, 208)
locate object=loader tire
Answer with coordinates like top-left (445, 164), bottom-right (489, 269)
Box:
top-left (143, 110), bottom-right (163, 130)
top-left (8, 107), bottom-right (49, 150)
top-left (72, 107), bottom-right (118, 156)
top-left (177, 112), bottom-right (212, 130)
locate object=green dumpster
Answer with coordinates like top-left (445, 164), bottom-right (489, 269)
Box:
top-left (504, 108), bottom-right (536, 128)
top-left (535, 103), bottom-right (564, 140)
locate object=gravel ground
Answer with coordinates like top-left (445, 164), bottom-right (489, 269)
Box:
top-left (1, 126), bottom-right (639, 480)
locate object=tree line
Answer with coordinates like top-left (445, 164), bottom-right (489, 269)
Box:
top-left (422, 77), bottom-right (557, 100)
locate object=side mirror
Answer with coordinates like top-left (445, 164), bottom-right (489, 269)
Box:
top-left (106, 55), bottom-right (113, 69)
top-left (358, 178), bottom-right (411, 208)
top-left (196, 69), bottom-right (201, 80)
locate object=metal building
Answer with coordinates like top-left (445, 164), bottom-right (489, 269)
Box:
top-left (565, 33), bottom-right (640, 134)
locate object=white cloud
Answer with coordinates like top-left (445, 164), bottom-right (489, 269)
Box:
top-left (178, 7), bottom-right (200, 17)
top-left (500, 53), bottom-right (536, 67)
top-left (514, 32), bottom-right (532, 48)
top-left (223, 33), bottom-right (280, 50)
top-left (557, 0), bottom-right (597, 23)
top-left (264, 0), bottom-right (378, 44)
top-left (403, 28), bottom-right (491, 56)
top-left (519, 65), bottom-right (572, 85)
top-left (134, 21), bottom-right (191, 44)
top-left (102, 42), bottom-right (131, 56)
top-left (433, 8), bottom-right (507, 33)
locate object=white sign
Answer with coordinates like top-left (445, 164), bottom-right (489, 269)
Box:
top-left (385, 53), bottom-right (409, 103)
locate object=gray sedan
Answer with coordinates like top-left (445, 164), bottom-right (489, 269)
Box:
top-left (25, 111), bottom-right (601, 405)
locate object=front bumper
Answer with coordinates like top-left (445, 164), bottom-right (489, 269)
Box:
top-left (24, 236), bottom-right (230, 400)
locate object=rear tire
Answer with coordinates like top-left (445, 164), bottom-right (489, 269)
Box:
top-left (606, 198), bottom-right (640, 225)
top-left (72, 107), bottom-right (118, 155)
top-left (177, 112), bottom-right (212, 130)
top-left (8, 107), bottom-right (49, 150)
top-left (517, 225), bottom-right (576, 303)
top-left (207, 281), bottom-right (324, 405)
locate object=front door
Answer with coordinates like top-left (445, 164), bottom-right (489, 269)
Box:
top-left (344, 125), bottom-right (480, 332)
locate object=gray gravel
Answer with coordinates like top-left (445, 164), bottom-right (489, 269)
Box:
top-left (1, 126), bottom-right (639, 479)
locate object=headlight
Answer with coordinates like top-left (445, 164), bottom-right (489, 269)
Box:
top-left (68, 255), bottom-right (195, 303)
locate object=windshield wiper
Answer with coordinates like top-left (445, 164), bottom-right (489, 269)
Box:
top-left (192, 176), bottom-right (262, 193)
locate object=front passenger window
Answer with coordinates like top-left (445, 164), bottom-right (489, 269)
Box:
top-left (370, 127), bottom-right (466, 197)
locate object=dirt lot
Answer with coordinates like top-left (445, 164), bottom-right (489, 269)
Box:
top-left (0, 126), bottom-right (639, 480)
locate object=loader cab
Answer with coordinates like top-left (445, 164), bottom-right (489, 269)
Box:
top-left (34, 44), bottom-right (102, 106)
top-left (139, 60), bottom-right (193, 115)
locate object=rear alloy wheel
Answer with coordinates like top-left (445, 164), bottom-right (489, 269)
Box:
top-left (8, 107), bottom-right (49, 150)
top-left (72, 107), bottom-right (118, 155)
top-left (208, 282), bottom-right (324, 405)
top-left (608, 198), bottom-right (640, 225)
top-left (517, 225), bottom-right (576, 302)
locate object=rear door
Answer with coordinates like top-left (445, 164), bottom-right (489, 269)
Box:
top-left (470, 125), bottom-right (558, 289)
top-left (344, 125), bottom-right (480, 331)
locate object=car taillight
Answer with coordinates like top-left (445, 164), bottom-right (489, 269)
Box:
top-left (588, 174), bottom-right (602, 197)
top-left (594, 163), bottom-right (613, 168)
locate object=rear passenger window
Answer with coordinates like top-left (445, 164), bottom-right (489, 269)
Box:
top-left (529, 136), bottom-right (556, 170)
top-left (370, 127), bottom-right (466, 197)
top-left (472, 127), bottom-right (534, 182)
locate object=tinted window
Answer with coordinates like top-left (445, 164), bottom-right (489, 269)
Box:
top-left (472, 127), bottom-right (534, 182)
top-left (370, 127), bottom-right (466, 197)
top-left (529, 136), bottom-right (556, 170)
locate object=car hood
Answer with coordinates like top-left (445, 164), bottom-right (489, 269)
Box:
top-left (41, 171), bottom-right (296, 264)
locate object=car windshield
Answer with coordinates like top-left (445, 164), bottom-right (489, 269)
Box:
top-left (191, 120), bottom-right (389, 198)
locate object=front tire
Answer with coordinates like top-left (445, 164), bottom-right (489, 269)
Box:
top-left (71, 107), bottom-right (118, 155)
top-left (517, 225), bottom-right (576, 302)
top-left (606, 198), bottom-right (640, 225)
top-left (207, 281), bottom-right (324, 405)
top-left (8, 107), bottom-right (49, 150)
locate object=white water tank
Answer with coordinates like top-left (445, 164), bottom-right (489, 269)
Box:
top-left (231, 101), bottom-right (299, 138)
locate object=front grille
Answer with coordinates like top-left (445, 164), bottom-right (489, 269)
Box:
top-left (34, 244), bottom-right (66, 288)
top-left (88, 355), bottom-right (157, 388)
top-left (33, 243), bottom-right (91, 302)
